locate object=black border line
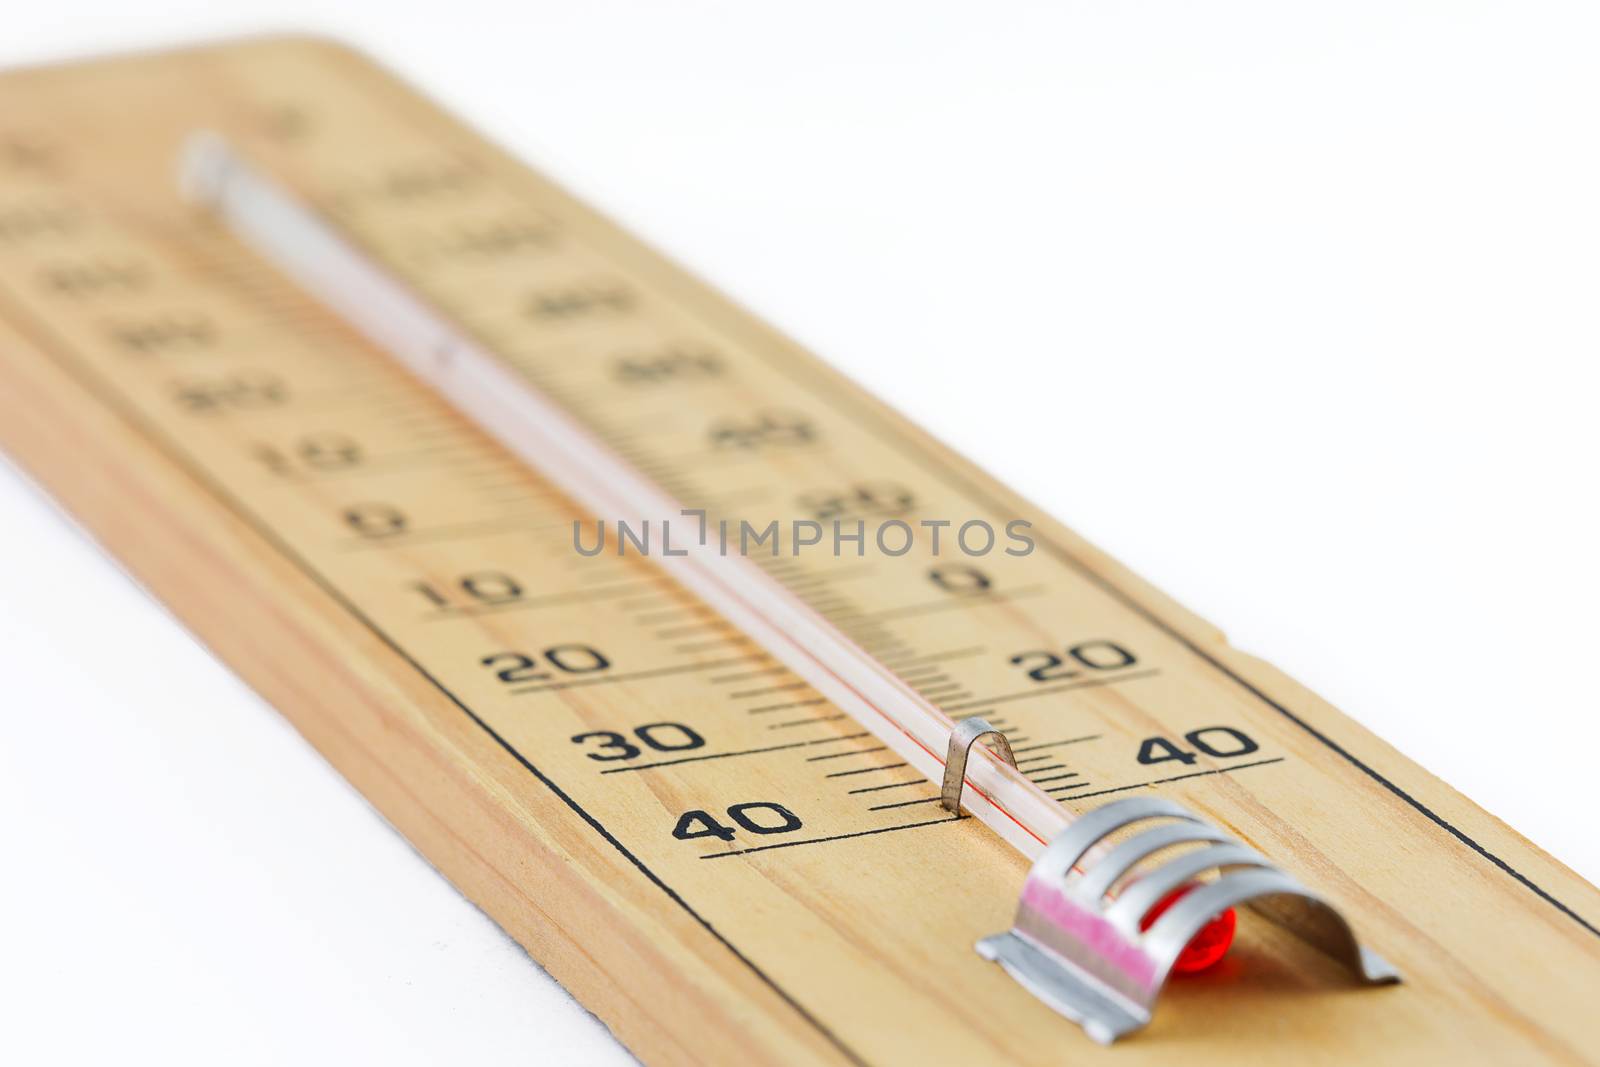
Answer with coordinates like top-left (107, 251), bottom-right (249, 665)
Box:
top-left (0, 292), bottom-right (872, 1067)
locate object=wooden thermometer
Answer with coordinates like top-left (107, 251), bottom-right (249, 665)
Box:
top-left (1, 36), bottom-right (1596, 1065)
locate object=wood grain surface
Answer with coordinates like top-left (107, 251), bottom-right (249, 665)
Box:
top-left (1, 36), bottom-right (1596, 1065)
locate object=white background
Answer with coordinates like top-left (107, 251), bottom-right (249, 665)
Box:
top-left (3, 3), bottom-right (1598, 1063)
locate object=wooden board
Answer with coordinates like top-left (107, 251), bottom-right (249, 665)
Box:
top-left (0, 35), bottom-right (1597, 1065)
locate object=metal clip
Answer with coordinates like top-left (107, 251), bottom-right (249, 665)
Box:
top-left (977, 797), bottom-right (1400, 1044)
top-left (941, 717), bottom-right (1016, 813)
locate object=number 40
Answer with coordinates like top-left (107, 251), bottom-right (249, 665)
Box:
top-left (672, 802), bottom-right (802, 843)
top-left (1137, 726), bottom-right (1259, 767)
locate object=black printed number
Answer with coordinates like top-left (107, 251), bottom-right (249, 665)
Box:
top-left (672, 810), bottom-right (736, 842)
top-left (1136, 727), bottom-right (1259, 768)
top-left (172, 373), bottom-right (287, 412)
top-left (253, 433), bottom-right (363, 475)
top-left (613, 345), bottom-right (723, 385)
top-left (1009, 640), bottom-right (1137, 682)
top-left (672, 802), bottom-right (802, 843)
top-left (796, 480), bottom-right (915, 521)
top-left (343, 503), bottom-right (407, 538)
top-left (571, 722), bottom-right (706, 763)
top-left (411, 571), bottom-right (524, 609)
top-left (929, 564), bottom-right (991, 594)
top-left (708, 409), bottom-right (815, 450)
top-left (527, 281), bottom-right (633, 319)
top-left (482, 645), bottom-right (612, 684)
